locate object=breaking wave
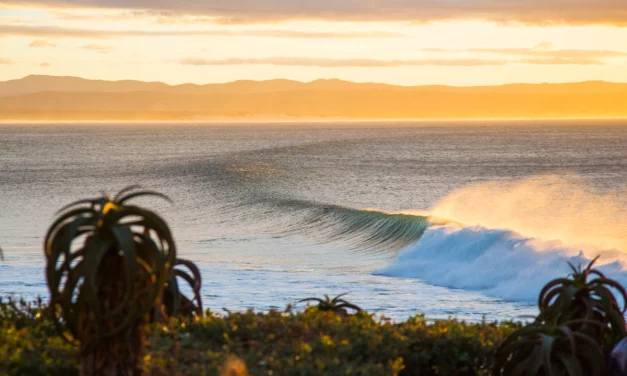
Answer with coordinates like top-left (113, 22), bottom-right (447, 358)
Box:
top-left (378, 174), bottom-right (627, 303)
top-left (375, 225), bottom-right (627, 302)
top-left (227, 197), bottom-right (432, 251)
top-left (231, 174), bottom-right (626, 303)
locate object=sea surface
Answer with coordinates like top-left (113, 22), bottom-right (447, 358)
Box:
top-left (0, 121), bottom-right (625, 321)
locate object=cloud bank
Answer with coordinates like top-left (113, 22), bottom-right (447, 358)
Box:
top-left (3, 0), bottom-right (627, 25)
top-left (28, 39), bottom-right (57, 47)
top-left (421, 44), bottom-right (627, 65)
top-left (0, 24), bottom-right (403, 39)
top-left (81, 43), bottom-right (112, 52)
top-left (179, 56), bottom-right (604, 67)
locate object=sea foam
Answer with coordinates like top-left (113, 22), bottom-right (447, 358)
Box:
top-left (377, 174), bottom-right (627, 303)
top-left (376, 225), bottom-right (627, 302)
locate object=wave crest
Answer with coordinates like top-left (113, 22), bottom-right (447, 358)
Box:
top-left (375, 224), bottom-right (627, 302)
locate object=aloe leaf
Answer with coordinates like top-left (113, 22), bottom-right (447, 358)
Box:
top-left (167, 274), bottom-right (181, 316)
top-left (586, 256), bottom-right (601, 273)
top-left (540, 279), bottom-right (572, 305)
top-left (117, 191), bottom-right (173, 205)
top-left (331, 293), bottom-right (349, 304)
top-left (540, 334), bottom-right (556, 376)
top-left (55, 198), bottom-right (101, 215)
top-left (299, 298), bottom-right (325, 304)
top-left (175, 259), bottom-right (202, 289)
top-left (557, 325), bottom-right (577, 356)
top-left (113, 185), bottom-right (143, 201)
top-left (81, 234), bottom-right (114, 333)
top-left (594, 279), bottom-right (627, 312)
top-left (105, 226), bottom-right (138, 319)
top-left (556, 351), bottom-right (584, 376)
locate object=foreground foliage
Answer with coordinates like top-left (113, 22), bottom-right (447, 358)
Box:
top-left (299, 293), bottom-right (362, 315)
top-left (44, 187), bottom-right (202, 375)
top-left (0, 299), bottom-right (519, 376)
top-left (495, 257), bottom-right (627, 376)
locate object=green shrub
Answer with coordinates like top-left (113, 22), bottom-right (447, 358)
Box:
top-left (0, 298), bottom-right (78, 376)
top-left (0, 301), bottom-right (519, 376)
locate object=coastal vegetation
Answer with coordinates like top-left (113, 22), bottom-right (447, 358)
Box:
top-left (1, 189), bottom-right (626, 375)
top-left (494, 257), bottom-right (627, 375)
top-left (43, 188), bottom-right (202, 375)
top-left (0, 297), bottom-right (518, 375)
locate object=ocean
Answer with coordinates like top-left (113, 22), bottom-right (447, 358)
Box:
top-left (0, 120), bottom-right (625, 321)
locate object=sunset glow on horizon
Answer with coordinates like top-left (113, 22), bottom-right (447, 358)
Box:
top-left (1, 1), bottom-right (627, 86)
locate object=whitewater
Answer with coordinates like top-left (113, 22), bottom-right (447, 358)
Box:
top-left (377, 174), bottom-right (627, 303)
top-left (0, 121), bottom-right (625, 320)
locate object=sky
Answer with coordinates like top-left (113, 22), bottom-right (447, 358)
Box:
top-left (1, 1), bottom-right (627, 86)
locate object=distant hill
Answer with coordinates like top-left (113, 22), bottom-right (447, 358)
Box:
top-left (0, 75), bottom-right (400, 96)
top-left (0, 75), bottom-right (170, 96)
top-left (1, 75), bottom-right (627, 120)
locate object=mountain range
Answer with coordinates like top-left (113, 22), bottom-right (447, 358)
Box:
top-left (1, 75), bottom-right (626, 120)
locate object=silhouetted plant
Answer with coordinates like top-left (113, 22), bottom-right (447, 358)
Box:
top-left (161, 258), bottom-right (203, 318)
top-left (299, 294), bottom-right (361, 315)
top-left (496, 257), bottom-right (627, 376)
top-left (44, 186), bottom-right (201, 375)
top-left (494, 319), bottom-right (605, 376)
top-left (538, 256), bottom-right (627, 347)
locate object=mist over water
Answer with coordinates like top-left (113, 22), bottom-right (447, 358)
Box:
top-left (430, 174), bottom-right (626, 252)
top-left (378, 174), bottom-right (627, 303)
top-left (0, 121), bottom-right (625, 320)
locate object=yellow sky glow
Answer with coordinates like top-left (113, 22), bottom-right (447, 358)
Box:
top-left (1, 2), bottom-right (627, 86)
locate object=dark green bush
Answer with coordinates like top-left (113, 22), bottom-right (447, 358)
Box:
top-left (0, 298), bottom-right (78, 376)
top-left (0, 301), bottom-right (519, 376)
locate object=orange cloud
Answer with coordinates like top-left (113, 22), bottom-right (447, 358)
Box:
top-left (2, 0), bottom-right (627, 26)
top-left (81, 43), bottom-right (112, 53)
top-left (0, 24), bottom-right (403, 39)
top-left (0, 58), bottom-right (13, 64)
top-left (517, 57), bottom-right (603, 65)
top-left (179, 56), bottom-right (603, 67)
top-left (469, 48), bottom-right (627, 59)
top-left (28, 39), bottom-right (56, 47)
top-left (421, 44), bottom-right (627, 64)
top-left (180, 57), bottom-right (510, 67)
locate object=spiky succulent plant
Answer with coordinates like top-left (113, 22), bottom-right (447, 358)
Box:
top-left (299, 294), bottom-right (361, 315)
top-left (496, 257), bottom-right (627, 376)
top-left (494, 319), bottom-right (606, 376)
top-left (538, 256), bottom-right (627, 347)
top-left (161, 258), bottom-right (203, 318)
top-left (45, 186), bottom-right (202, 375)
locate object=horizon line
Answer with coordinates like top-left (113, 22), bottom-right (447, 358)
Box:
top-left (3, 74), bottom-right (627, 89)
top-left (2, 117), bottom-right (627, 125)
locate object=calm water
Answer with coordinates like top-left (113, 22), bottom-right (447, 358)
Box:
top-left (0, 121), bottom-right (625, 321)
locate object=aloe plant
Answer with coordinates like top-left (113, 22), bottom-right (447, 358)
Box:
top-left (494, 319), bottom-right (606, 376)
top-left (299, 294), bottom-right (361, 315)
top-left (538, 256), bottom-right (627, 347)
top-left (497, 257), bottom-right (627, 375)
top-left (161, 258), bottom-right (203, 318)
top-left (45, 187), bottom-right (201, 375)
